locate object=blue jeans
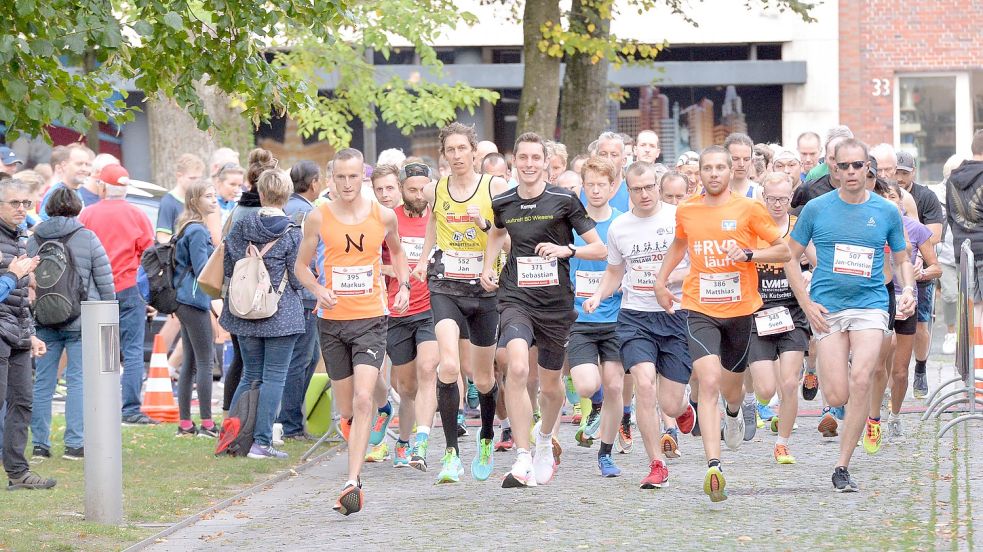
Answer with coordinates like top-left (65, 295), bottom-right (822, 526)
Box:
top-left (232, 334), bottom-right (300, 447)
top-left (31, 328), bottom-right (84, 449)
top-left (275, 310), bottom-right (320, 436)
top-left (118, 286), bottom-right (147, 417)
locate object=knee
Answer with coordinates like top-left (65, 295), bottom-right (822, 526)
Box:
top-left (850, 370), bottom-right (872, 392)
top-left (825, 389), bottom-right (848, 407)
top-left (352, 390), bottom-right (374, 414)
top-left (439, 356), bottom-right (460, 380)
top-left (779, 374), bottom-right (799, 398)
top-left (397, 373), bottom-right (417, 397)
top-left (756, 381), bottom-right (777, 402)
top-left (697, 372), bottom-right (721, 396)
top-left (507, 362), bottom-right (529, 385)
top-left (634, 378), bottom-right (656, 401)
top-left (604, 379), bottom-right (624, 401)
top-left (573, 375), bottom-right (598, 398)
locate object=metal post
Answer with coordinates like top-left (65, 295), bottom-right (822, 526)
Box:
top-left (81, 301), bottom-right (123, 524)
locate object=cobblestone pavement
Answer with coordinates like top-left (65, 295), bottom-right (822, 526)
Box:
top-left (146, 327), bottom-right (982, 551)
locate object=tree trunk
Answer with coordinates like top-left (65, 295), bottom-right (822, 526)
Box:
top-left (516, 0), bottom-right (562, 140)
top-left (146, 83), bottom-right (253, 188)
top-left (558, 0), bottom-right (611, 156)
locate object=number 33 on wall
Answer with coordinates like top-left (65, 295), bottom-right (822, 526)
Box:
top-left (872, 78), bottom-right (891, 97)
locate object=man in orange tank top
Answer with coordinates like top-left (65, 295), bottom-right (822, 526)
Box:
top-left (295, 148), bottom-right (411, 516)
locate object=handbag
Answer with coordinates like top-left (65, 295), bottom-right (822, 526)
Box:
top-left (197, 241), bottom-right (225, 299)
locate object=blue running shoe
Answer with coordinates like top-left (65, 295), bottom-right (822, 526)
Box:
top-left (757, 402), bottom-right (776, 422)
top-left (471, 433), bottom-right (494, 481)
top-left (597, 454), bottom-right (622, 477)
top-left (369, 408), bottom-right (392, 446)
top-left (466, 380), bottom-right (480, 410)
top-left (583, 405), bottom-right (601, 440)
top-left (437, 448), bottom-right (464, 484)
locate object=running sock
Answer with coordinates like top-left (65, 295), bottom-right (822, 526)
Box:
top-left (416, 425), bottom-right (431, 437)
top-left (725, 405), bottom-right (740, 418)
top-left (200, 420), bottom-right (215, 430)
top-left (397, 439), bottom-right (409, 446)
top-left (868, 416), bottom-right (880, 423)
top-left (345, 479), bottom-right (359, 488)
top-left (598, 441), bottom-right (614, 458)
top-left (500, 418), bottom-right (511, 430)
top-left (591, 402), bottom-right (603, 415)
top-left (776, 436), bottom-right (789, 446)
top-left (708, 458), bottom-right (721, 470)
top-left (822, 406), bottom-right (831, 414)
top-left (914, 359), bottom-right (927, 375)
top-left (478, 384), bottom-right (498, 441)
top-left (623, 405), bottom-right (632, 416)
top-left (378, 401), bottom-right (392, 417)
top-left (591, 388), bottom-right (604, 403)
top-left (536, 431), bottom-right (551, 446)
top-left (179, 420), bottom-right (194, 430)
top-left (437, 380), bottom-right (460, 453)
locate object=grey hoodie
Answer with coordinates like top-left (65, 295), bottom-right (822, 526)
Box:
top-left (28, 216), bottom-right (116, 331)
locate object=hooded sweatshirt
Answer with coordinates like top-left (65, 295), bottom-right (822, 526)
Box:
top-left (28, 216), bottom-right (116, 331)
top-left (946, 159), bottom-right (983, 262)
top-left (219, 210), bottom-right (305, 338)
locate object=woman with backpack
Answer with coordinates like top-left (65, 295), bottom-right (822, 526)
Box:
top-left (220, 169), bottom-right (305, 459)
top-left (172, 180), bottom-right (219, 437)
top-left (28, 187), bottom-right (115, 460)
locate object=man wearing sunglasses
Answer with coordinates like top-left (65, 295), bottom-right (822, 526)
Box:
top-left (785, 139), bottom-right (915, 493)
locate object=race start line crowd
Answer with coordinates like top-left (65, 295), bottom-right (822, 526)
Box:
top-left (0, 121), bottom-right (981, 518)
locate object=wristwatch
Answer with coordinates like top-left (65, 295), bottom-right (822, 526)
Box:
top-left (743, 248), bottom-right (754, 262)
top-left (567, 243), bottom-right (579, 257)
top-left (401, 281), bottom-right (412, 291)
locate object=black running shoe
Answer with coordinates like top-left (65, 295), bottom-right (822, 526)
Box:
top-left (832, 466), bottom-right (858, 493)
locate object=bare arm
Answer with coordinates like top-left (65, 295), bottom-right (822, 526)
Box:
top-left (894, 248), bottom-right (917, 317)
top-left (382, 208), bottom-right (411, 313)
top-left (294, 207), bottom-right (336, 311)
top-left (582, 262), bottom-right (626, 314)
top-left (480, 226), bottom-right (508, 292)
top-left (653, 237), bottom-right (688, 313)
top-left (786, 239), bottom-right (829, 334)
top-left (411, 181), bottom-right (438, 282)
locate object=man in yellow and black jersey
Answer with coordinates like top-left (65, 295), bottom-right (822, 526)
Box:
top-left (410, 123), bottom-right (510, 483)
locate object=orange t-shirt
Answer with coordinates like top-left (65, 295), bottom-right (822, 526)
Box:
top-left (319, 201), bottom-right (387, 321)
top-left (675, 194), bottom-right (781, 318)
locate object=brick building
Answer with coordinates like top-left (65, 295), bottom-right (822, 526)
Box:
top-left (839, 0), bottom-right (983, 183)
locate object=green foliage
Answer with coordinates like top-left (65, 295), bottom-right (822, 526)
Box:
top-left (0, 0), bottom-right (497, 148)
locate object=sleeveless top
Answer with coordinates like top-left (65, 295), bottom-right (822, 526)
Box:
top-left (384, 206), bottom-right (431, 317)
top-left (428, 173), bottom-right (496, 297)
top-left (319, 201), bottom-right (387, 321)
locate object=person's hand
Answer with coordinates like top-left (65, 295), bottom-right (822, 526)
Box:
top-left (725, 242), bottom-right (751, 263)
top-left (146, 305), bottom-right (158, 318)
top-left (315, 285), bottom-right (337, 311)
top-left (582, 294), bottom-right (601, 314)
top-left (897, 287), bottom-right (917, 318)
top-left (479, 268), bottom-right (499, 292)
top-left (410, 261), bottom-right (427, 283)
top-left (467, 205), bottom-right (488, 230)
top-left (30, 335), bottom-right (46, 358)
top-left (534, 242), bottom-right (570, 260)
top-left (7, 255), bottom-right (39, 279)
top-left (803, 300), bottom-right (830, 334)
top-left (654, 281), bottom-right (680, 314)
top-left (393, 286), bottom-right (410, 314)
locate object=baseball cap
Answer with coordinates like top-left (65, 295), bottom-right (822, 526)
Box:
top-left (399, 162), bottom-right (432, 183)
top-left (97, 163), bottom-right (130, 186)
top-left (867, 155), bottom-right (878, 177)
top-left (896, 151), bottom-right (915, 172)
top-left (773, 148), bottom-right (800, 163)
top-left (676, 151), bottom-right (699, 167)
top-left (0, 147), bottom-right (22, 167)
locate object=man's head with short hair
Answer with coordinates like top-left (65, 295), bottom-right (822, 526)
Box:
top-left (548, 142), bottom-right (568, 182)
top-left (330, 148), bottom-right (366, 201)
top-left (723, 133), bottom-right (753, 184)
top-left (371, 163), bottom-right (401, 209)
top-left (869, 143), bottom-right (897, 180)
top-left (513, 132), bottom-right (549, 186)
top-left (625, 161), bottom-right (661, 212)
top-left (699, 145), bottom-right (732, 196)
top-left (595, 131), bottom-right (626, 175)
top-left (398, 162), bottom-right (430, 216)
top-left (257, 169), bottom-right (292, 208)
top-left (796, 131), bottom-right (822, 173)
top-left (174, 153), bottom-right (205, 193)
top-left (554, 170), bottom-right (583, 196)
top-left (473, 140), bottom-right (499, 173)
top-left (635, 130), bottom-right (661, 163)
top-left (972, 129), bottom-right (983, 158)
top-left (0, 178), bottom-right (33, 228)
top-left (57, 144), bottom-right (94, 189)
top-left (46, 185), bottom-right (84, 218)
top-left (760, 172), bottom-right (793, 217)
top-left (480, 152), bottom-right (510, 181)
top-left (659, 171), bottom-right (688, 205)
top-left (290, 160), bottom-right (321, 197)
top-left (377, 148), bottom-right (406, 168)
top-left (440, 123), bottom-right (478, 177)
top-left (833, 138), bottom-right (870, 192)
top-left (582, 157), bottom-right (619, 208)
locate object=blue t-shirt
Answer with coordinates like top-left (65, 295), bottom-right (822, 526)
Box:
top-left (156, 191), bottom-right (185, 237)
top-left (791, 191), bottom-right (906, 313)
top-left (79, 186), bottom-right (101, 207)
top-left (580, 180), bottom-right (629, 213)
top-left (571, 207), bottom-right (622, 323)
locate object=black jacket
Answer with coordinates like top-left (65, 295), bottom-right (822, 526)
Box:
top-left (0, 220), bottom-right (34, 349)
top-left (946, 159), bottom-right (983, 262)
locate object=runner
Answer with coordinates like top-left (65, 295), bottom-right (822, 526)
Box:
top-left (584, 161), bottom-right (696, 488)
top-left (653, 145), bottom-right (790, 502)
top-left (409, 123), bottom-right (509, 482)
top-left (746, 172), bottom-right (811, 464)
top-left (563, 156), bottom-right (624, 468)
top-left (480, 132), bottom-right (605, 488)
top-left (784, 138), bottom-right (915, 492)
top-left (723, 133), bottom-right (761, 200)
top-left (373, 162), bottom-right (440, 468)
top-left (295, 148), bottom-right (411, 515)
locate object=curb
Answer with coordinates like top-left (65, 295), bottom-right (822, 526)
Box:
top-left (122, 442), bottom-right (344, 552)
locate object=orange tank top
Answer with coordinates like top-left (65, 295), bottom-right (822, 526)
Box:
top-left (319, 201), bottom-right (387, 321)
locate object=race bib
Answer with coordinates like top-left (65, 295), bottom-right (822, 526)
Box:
top-left (627, 261), bottom-right (659, 292)
top-left (754, 306), bottom-right (795, 336)
top-left (517, 256), bottom-right (559, 288)
top-left (332, 265), bottom-right (373, 296)
top-left (575, 270), bottom-right (604, 298)
top-left (699, 272), bottom-right (742, 304)
top-left (400, 237), bottom-right (425, 263)
top-left (443, 250), bottom-right (483, 280)
top-left (832, 244), bottom-right (874, 278)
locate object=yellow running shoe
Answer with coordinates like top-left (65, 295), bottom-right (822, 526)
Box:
top-left (863, 418), bottom-right (882, 455)
top-left (365, 443), bottom-right (390, 462)
top-left (703, 465), bottom-right (727, 502)
top-left (774, 443), bottom-right (796, 464)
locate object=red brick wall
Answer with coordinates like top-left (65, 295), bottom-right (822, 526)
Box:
top-left (839, 0), bottom-right (983, 145)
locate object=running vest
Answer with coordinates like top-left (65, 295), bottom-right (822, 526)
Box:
top-left (319, 201), bottom-right (387, 321)
top-left (428, 173), bottom-right (496, 296)
top-left (385, 206), bottom-right (431, 317)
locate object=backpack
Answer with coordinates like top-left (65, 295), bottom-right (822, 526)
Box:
top-left (215, 381), bottom-right (260, 457)
top-left (227, 237), bottom-right (288, 320)
top-left (34, 228), bottom-right (86, 328)
top-left (140, 223), bottom-right (194, 315)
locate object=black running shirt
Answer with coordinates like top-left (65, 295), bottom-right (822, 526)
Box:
top-left (492, 185), bottom-right (596, 312)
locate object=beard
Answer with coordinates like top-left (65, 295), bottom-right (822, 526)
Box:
top-left (402, 198), bottom-right (428, 216)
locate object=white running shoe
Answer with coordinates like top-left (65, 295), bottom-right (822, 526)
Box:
top-left (723, 409), bottom-right (745, 451)
top-left (533, 438), bottom-right (557, 485)
top-left (502, 453), bottom-right (536, 488)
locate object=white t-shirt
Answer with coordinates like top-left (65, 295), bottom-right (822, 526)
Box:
top-left (606, 204), bottom-right (687, 312)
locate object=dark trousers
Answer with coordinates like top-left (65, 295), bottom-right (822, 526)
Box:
top-left (0, 340), bottom-right (33, 478)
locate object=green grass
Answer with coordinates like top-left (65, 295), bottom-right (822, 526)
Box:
top-left (0, 415), bottom-right (321, 552)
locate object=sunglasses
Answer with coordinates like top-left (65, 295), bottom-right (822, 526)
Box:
top-left (835, 161), bottom-right (867, 170)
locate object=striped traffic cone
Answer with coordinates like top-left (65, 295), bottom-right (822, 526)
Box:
top-left (141, 334), bottom-right (179, 423)
top-left (974, 327), bottom-right (983, 398)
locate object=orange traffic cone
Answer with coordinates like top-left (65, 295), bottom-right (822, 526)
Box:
top-left (974, 327), bottom-right (983, 398)
top-left (142, 334), bottom-right (179, 423)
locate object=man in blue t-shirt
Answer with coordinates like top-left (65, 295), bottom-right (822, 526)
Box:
top-left (786, 138), bottom-right (915, 494)
top-left (584, 132), bottom-right (631, 213)
top-left (155, 153), bottom-right (205, 243)
top-left (39, 145), bottom-right (92, 220)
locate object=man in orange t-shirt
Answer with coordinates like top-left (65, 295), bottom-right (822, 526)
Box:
top-left (654, 145), bottom-right (790, 503)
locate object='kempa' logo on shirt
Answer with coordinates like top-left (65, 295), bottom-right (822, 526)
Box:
top-left (721, 220), bottom-right (737, 231)
top-left (867, 217), bottom-right (876, 227)
top-left (520, 204), bottom-right (537, 210)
